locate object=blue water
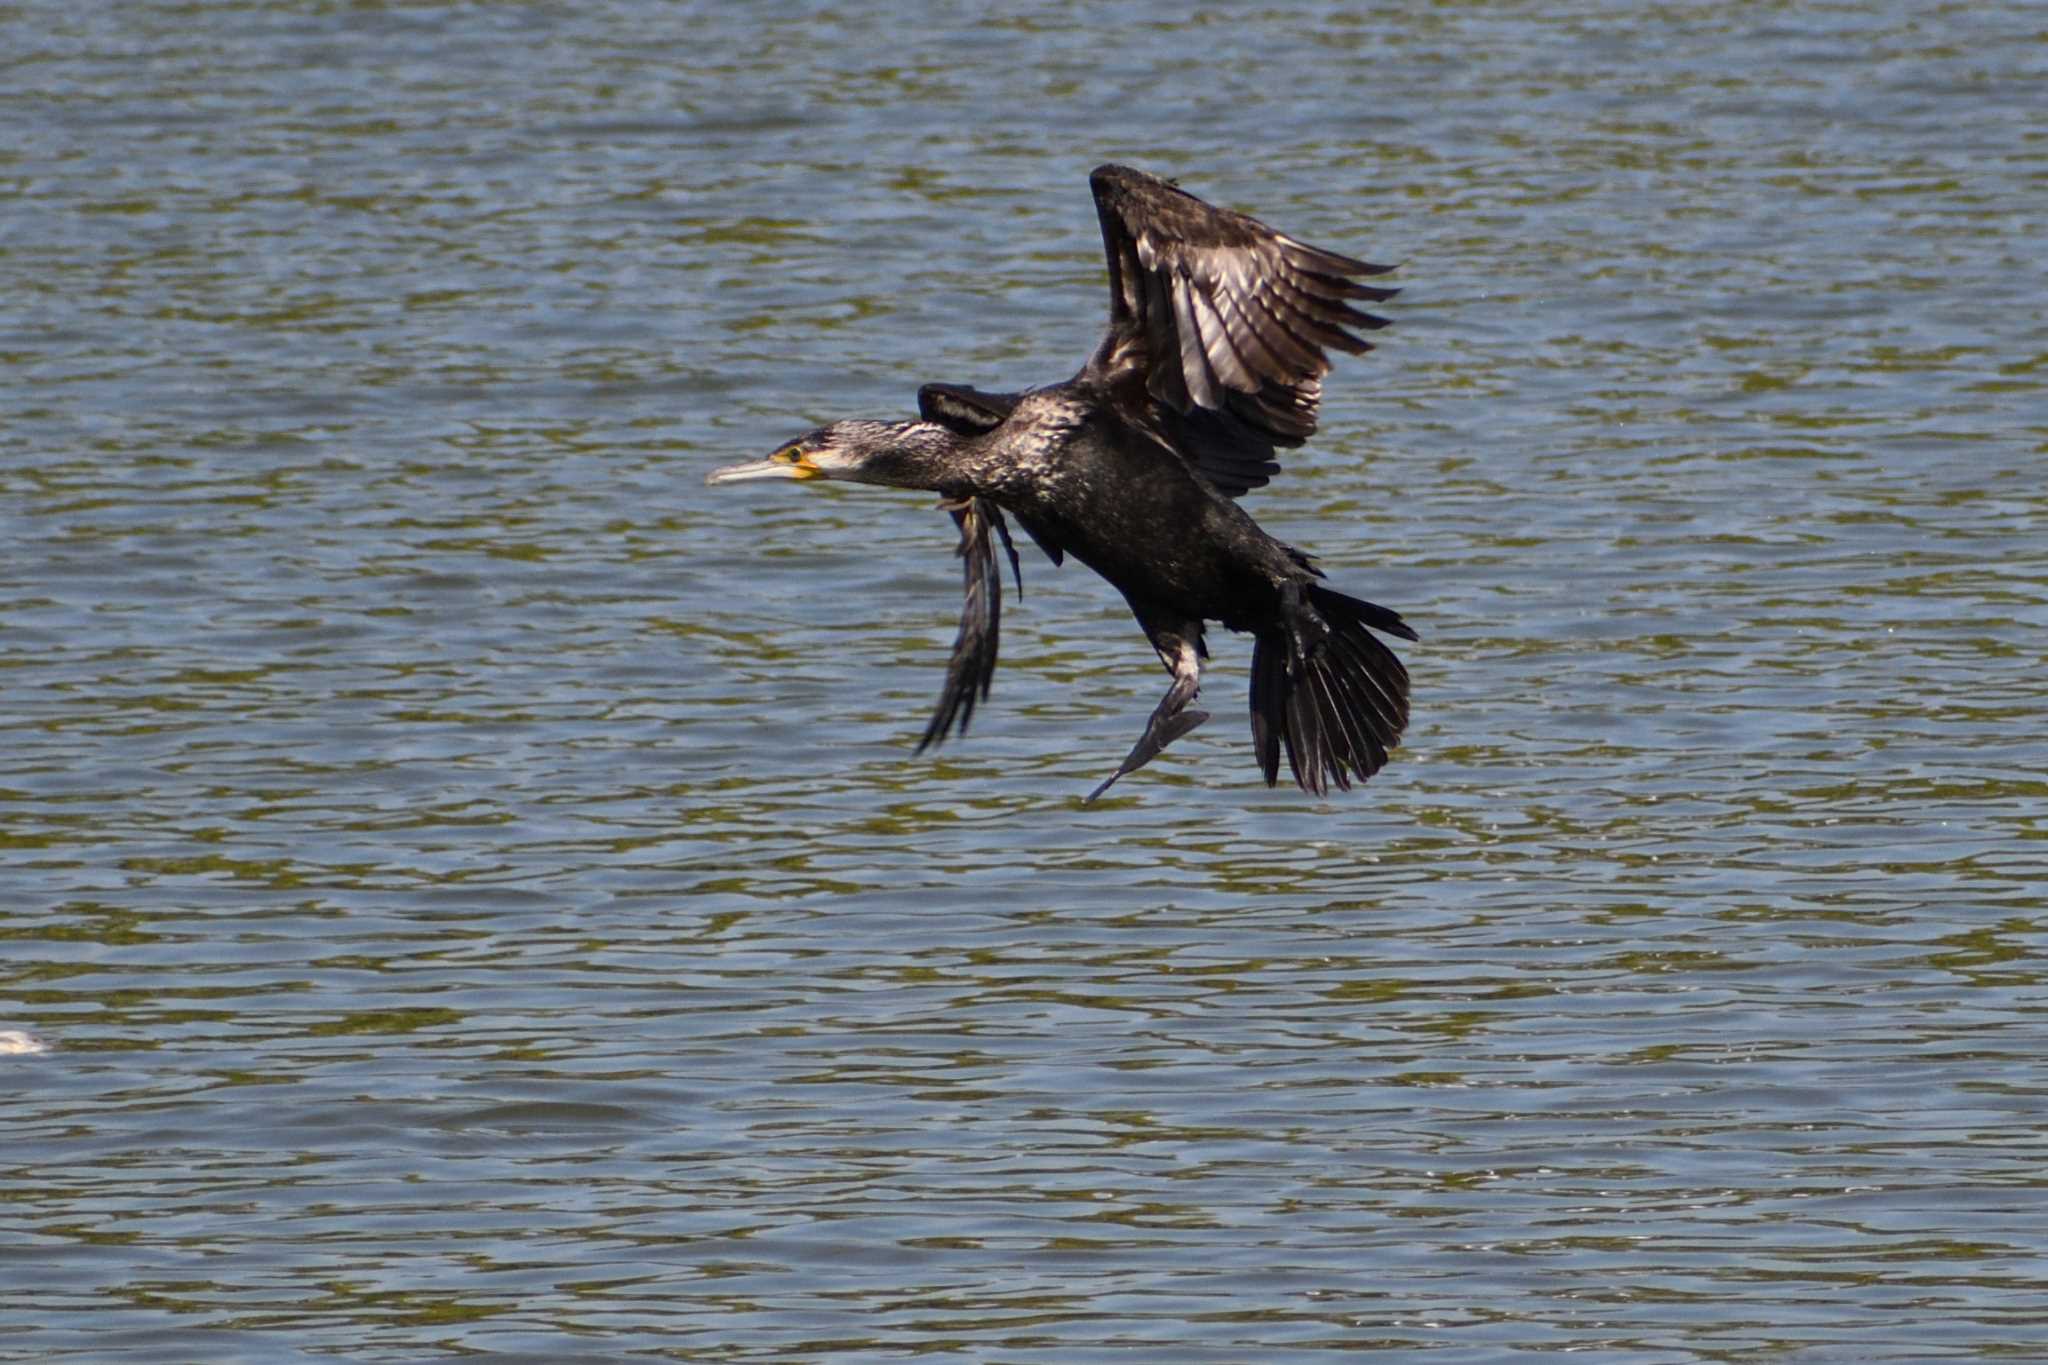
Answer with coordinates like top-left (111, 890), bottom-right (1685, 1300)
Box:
top-left (4, 2), bottom-right (2045, 1359)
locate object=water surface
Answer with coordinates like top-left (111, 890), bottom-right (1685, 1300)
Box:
top-left (4, 1), bottom-right (2046, 1359)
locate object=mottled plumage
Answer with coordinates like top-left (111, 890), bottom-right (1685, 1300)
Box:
top-left (709, 166), bottom-right (1416, 801)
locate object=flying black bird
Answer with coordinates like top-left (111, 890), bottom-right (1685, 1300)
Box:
top-left (708, 165), bottom-right (1415, 801)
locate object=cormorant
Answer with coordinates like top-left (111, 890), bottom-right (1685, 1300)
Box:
top-left (709, 165), bottom-right (1415, 801)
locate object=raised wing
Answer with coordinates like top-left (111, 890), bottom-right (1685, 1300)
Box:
top-left (1080, 164), bottom-right (1397, 497)
top-left (916, 496), bottom-right (1023, 753)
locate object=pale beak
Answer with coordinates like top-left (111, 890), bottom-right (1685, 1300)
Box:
top-left (705, 452), bottom-right (826, 486)
top-left (706, 456), bottom-right (819, 485)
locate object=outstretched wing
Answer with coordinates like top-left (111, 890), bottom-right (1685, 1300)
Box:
top-left (1080, 164), bottom-right (1397, 497)
top-left (916, 496), bottom-right (1023, 753)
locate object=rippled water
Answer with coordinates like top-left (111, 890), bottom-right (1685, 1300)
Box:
top-left (5, 1), bottom-right (2046, 1359)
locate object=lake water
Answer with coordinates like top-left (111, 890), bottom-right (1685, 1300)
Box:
top-left (4, 1), bottom-right (2046, 1360)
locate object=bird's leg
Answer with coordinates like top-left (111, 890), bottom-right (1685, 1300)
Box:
top-left (1085, 618), bottom-right (1209, 803)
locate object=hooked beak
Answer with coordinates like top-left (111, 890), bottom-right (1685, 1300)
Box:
top-left (706, 450), bottom-right (820, 485)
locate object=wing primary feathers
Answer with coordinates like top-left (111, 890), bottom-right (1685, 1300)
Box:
top-left (1168, 273), bottom-right (1220, 410)
top-left (988, 502), bottom-right (1023, 596)
top-left (1281, 238), bottom-right (1396, 279)
top-left (1210, 284), bottom-right (1287, 383)
top-left (1188, 283), bottom-right (1257, 392)
top-left (917, 498), bottom-right (1012, 753)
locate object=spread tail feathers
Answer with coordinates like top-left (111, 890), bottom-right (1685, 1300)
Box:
top-left (1249, 585), bottom-right (1415, 796)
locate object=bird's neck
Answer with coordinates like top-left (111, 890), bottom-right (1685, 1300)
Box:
top-left (867, 421), bottom-right (977, 494)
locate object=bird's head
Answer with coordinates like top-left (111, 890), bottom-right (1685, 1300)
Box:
top-left (707, 419), bottom-right (956, 491)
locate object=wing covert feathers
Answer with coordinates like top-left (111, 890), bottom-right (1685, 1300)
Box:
top-left (917, 383), bottom-right (1023, 436)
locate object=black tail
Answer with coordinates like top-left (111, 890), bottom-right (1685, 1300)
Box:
top-left (1249, 585), bottom-right (1415, 796)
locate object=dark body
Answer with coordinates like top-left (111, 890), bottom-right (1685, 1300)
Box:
top-left (967, 389), bottom-right (1298, 628)
top-left (709, 166), bottom-right (1416, 801)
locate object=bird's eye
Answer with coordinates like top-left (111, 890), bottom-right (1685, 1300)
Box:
top-left (774, 446), bottom-right (804, 463)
